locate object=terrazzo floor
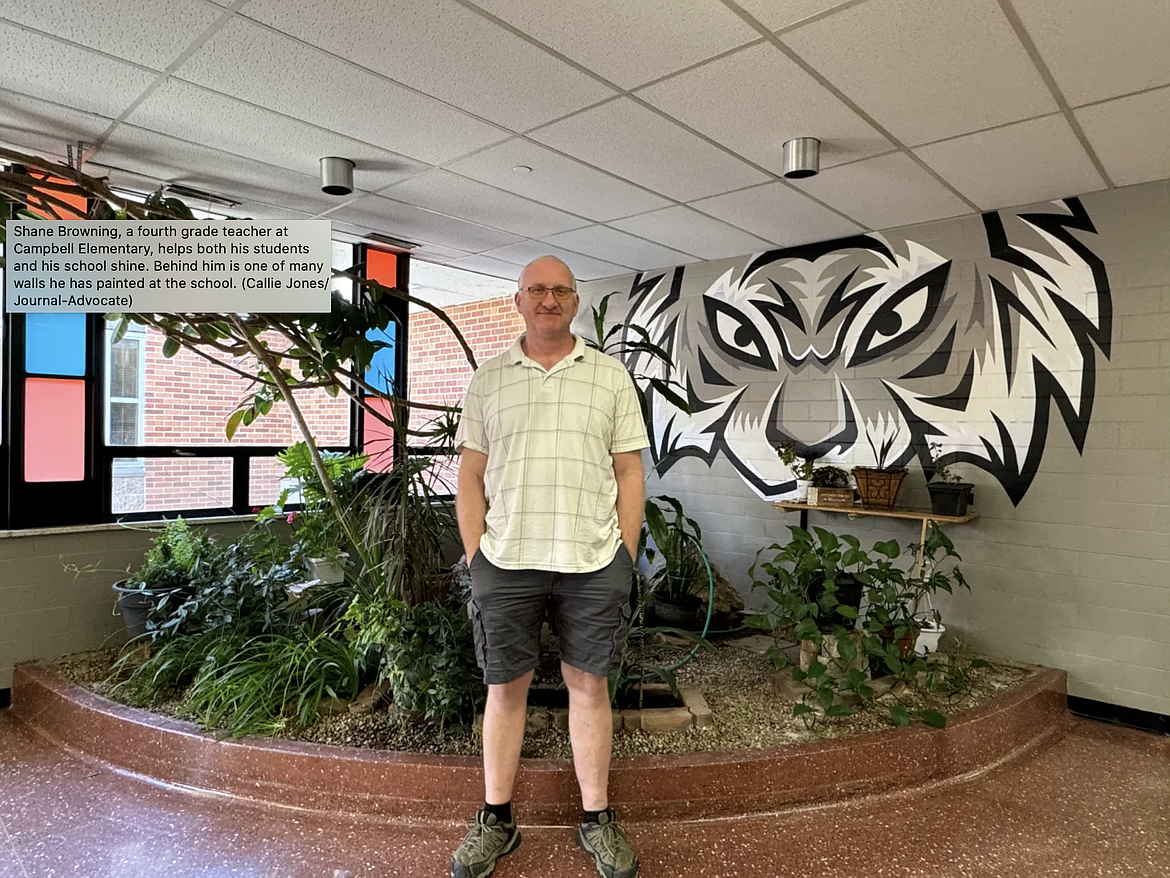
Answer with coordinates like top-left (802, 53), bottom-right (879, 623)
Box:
top-left (0, 709), bottom-right (1165, 878)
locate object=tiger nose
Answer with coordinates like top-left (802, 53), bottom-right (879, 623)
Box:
top-left (772, 379), bottom-right (844, 454)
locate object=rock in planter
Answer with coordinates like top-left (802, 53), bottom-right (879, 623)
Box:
top-left (684, 551), bottom-right (744, 622)
top-left (799, 632), bottom-right (869, 681)
top-left (348, 681), bottom-right (391, 715)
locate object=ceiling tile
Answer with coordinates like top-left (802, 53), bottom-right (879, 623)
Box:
top-left (174, 18), bottom-right (508, 167)
top-left (914, 115), bottom-right (1106, 210)
top-left (796, 152), bottom-right (971, 230)
top-left (690, 182), bottom-right (864, 246)
top-left (1012, 0), bottom-right (1170, 106)
top-left (444, 139), bottom-right (671, 221)
top-left (541, 225), bottom-right (696, 270)
top-left (608, 206), bottom-right (771, 261)
top-left (412, 260), bottom-right (516, 306)
top-left (448, 254), bottom-right (528, 280)
top-left (468, 0), bottom-right (757, 89)
top-left (381, 170), bottom-right (590, 239)
top-left (95, 125), bottom-right (341, 214)
top-left (781, 0), bottom-right (1057, 145)
top-left (479, 241), bottom-right (630, 280)
top-left (734, 0), bottom-right (861, 33)
top-left (126, 80), bottom-right (426, 192)
top-left (0, 93), bottom-right (111, 162)
top-left (531, 98), bottom-right (768, 201)
top-left (1076, 87), bottom-right (1170, 187)
top-left (0, 23), bottom-right (156, 120)
top-left (637, 42), bottom-right (891, 173)
top-left (407, 242), bottom-right (474, 264)
top-left (241, 0), bottom-right (615, 131)
top-left (324, 195), bottom-right (524, 253)
top-left (3, 0), bottom-right (222, 70)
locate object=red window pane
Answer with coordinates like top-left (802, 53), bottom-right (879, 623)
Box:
top-left (24, 378), bottom-right (86, 482)
top-left (362, 399), bottom-right (395, 473)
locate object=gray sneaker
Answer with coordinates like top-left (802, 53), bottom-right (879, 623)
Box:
top-left (575, 809), bottom-right (638, 878)
top-left (450, 809), bottom-right (521, 878)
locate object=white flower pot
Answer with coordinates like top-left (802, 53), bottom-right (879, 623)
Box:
top-left (306, 552), bottom-right (348, 585)
top-left (916, 622), bottom-right (946, 655)
top-left (795, 479), bottom-right (811, 502)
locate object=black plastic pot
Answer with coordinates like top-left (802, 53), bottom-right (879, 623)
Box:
top-left (927, 482), bottom-right (974, 516)
top-left (111, 580), bottom-right (184, 641)
top-left (808, 574), bottom-right (863, 632)
top-left (652, 593), bottom-right (701, 629)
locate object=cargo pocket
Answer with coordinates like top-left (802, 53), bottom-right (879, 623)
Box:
top-left (466, 597), bottom-right (488, 669)
top-left (607, 598), bottom-right (634, 671)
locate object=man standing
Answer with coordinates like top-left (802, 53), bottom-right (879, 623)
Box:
top-left (451, 256), bottom-right (647, 878)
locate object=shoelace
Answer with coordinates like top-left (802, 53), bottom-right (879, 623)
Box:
top-left (467, 821), bottom-right (507, 859)
top-left (592, 819), bottom-right (630, 860)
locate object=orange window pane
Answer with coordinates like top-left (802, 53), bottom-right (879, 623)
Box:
top-left (366, 249), bottom-right (397, 286)
top-left (25, 378), bottom-right (86, 482)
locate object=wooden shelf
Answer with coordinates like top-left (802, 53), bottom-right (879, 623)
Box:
top-left (771, 501), bottom-right (979, 526)
top-left (771, 502), bottom-right (978, 576)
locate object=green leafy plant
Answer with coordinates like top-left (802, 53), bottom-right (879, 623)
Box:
top-left (182, 629), bottom-right (360, 737)
top-left (585, 291), bottom-right (690, 426)
top-left (749, 524), bottom-right (971, 729)
top-left (928, 441), bottom-right (963, 484)
top-left (776, 443), bottom-right (815, 480)
top-left (809, 465), bottom-right (851, 488)
top-left (642, 495), bottom-right (705, 603)
top-left (147, 518), bottom-right (305, 642)
top-left (344, 592), bottom-right (483, 733)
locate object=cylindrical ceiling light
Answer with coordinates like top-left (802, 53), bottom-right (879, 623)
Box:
top-left (320, 156), bottom-right (355, 195)
top-left (782, 137), bottom-right (820, 179)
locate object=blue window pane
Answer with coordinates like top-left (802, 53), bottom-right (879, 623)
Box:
top-left (26, 313), bottom-right (87, 376)
top-left (364, 324), bottom-right (396, 395)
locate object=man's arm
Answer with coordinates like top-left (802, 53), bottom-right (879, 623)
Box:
top-left (612, 450), bottom-right (645, 562)
top-left (456, 447), bottom-right (489, 561)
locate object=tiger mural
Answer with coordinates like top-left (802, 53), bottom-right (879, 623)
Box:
top-left (612, 198), bottom-right (1111, 505)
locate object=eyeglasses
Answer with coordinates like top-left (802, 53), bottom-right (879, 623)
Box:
top-left (520, 285), bottom-right (576, 300)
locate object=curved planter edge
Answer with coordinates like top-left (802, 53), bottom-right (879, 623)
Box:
top-left (10, 661), bottom-right (1072, 825)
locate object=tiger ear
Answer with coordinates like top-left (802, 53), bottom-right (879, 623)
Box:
top-left (892, 198), bottom-right (1110, 506)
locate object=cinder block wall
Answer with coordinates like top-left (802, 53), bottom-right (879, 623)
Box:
top-left (578, 179), bottom-right (1170, 716)
top-left (0, 520), bottom-right (254, 689)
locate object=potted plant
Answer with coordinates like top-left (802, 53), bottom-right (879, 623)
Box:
top-left (926, 442), bottom-right (975, 516)
top-left (807, 465), bottom-right (853, 508)
top-left (852, 433), bottom-right (907, 509)
top-left (776, 443), bottom-right (815, 502)
top-left (910, 524), bottom-right (968, 655)
top-left (112, 517), bottom-right (220, 641)
top-left (642, 496), bottom-right (706, 627)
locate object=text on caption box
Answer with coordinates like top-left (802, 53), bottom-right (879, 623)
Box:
top-left (5, 220), bottom-right (332, 313)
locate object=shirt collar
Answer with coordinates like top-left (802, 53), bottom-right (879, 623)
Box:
top-left (507, 333), bottom-right (587, 367)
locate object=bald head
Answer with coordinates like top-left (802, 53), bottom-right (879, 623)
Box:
top-left (518, 255), bottom-right (575, 291)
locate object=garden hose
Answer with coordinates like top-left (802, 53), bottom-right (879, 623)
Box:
top-left (624, 531), bottom-right (718, 682)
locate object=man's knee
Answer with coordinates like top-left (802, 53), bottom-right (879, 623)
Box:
top-left (487, 669), bottom-right (534, 707)
top-left (561, 662), bottom-right (608, 696)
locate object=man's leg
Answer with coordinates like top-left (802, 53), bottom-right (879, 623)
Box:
top-left (561, 662), bottom-right (612, 811)
top-left (553, 551), bottom-right (639, 878)
top-left (483, 669), bottom-right (534, 804)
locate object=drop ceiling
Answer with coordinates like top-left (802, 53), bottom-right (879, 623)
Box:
top-left (2, 0), bottom-right (1169, 284)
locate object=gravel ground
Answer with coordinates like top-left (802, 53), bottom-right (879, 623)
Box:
top-left (51, 634), bottom-right (1033, 759)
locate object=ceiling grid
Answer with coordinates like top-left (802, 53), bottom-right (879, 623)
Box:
top-left (0, 0), bottom-right (1167, 282)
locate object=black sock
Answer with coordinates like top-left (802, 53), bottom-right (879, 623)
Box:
top-left (581, 807), bottom-right (610, 824)
top-left (484, 801), bottom-right (513, 824)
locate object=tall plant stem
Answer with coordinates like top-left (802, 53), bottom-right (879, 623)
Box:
top-left (231, 316), bottom-right (366, 567)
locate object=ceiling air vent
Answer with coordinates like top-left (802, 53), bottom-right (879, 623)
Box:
top-left (363, 233), bottom-right (419, 252)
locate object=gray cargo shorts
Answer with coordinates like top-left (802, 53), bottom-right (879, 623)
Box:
top-left (465, 548), bottom-right (635, 685)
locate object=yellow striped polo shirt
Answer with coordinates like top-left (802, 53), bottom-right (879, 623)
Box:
top-left (455, 334), bottom-right (649, 573)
